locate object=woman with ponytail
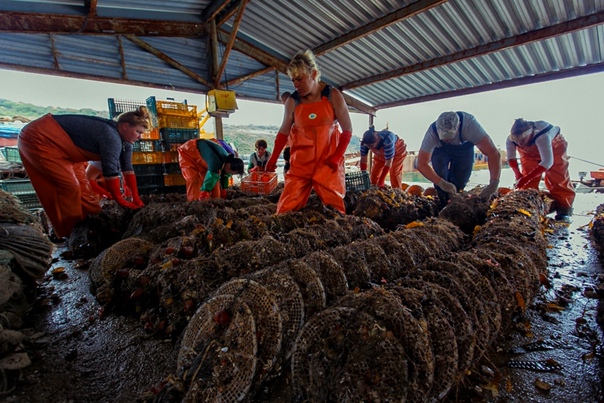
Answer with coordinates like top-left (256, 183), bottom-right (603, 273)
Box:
top-left (18, 106), bottom-right (152, 239)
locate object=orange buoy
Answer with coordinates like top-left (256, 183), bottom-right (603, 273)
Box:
top-left (406, 184), bottom-right (424, 196)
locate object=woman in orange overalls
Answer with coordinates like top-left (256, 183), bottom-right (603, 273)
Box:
top-left (18, 107), bottom-right (151, 238)
top-left (507, 118), bottom-right (575, 221)
top-left (265, 50), bottom-right (353, 214)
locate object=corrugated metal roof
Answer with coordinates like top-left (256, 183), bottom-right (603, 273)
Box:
top-left (0, 0), bottom-right (603, 114)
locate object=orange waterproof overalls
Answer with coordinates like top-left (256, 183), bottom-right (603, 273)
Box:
top-left (178, 139), bottom-right (222, 201)
top-left (18, 114), bottom-right (102, 238)
top-left (370, 138), bottom-right (408, 189)
top-left (277, 93), bottom-right (346, 214)
top-left (516, 132), bottom-right (575, 209)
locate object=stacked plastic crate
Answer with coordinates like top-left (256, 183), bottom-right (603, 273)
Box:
top-left (146, 96), bottom-right (199, 192)
top-left (108, 98), bottom-right (165, 194)
top-left (0, 147), bottom-right (42, 210)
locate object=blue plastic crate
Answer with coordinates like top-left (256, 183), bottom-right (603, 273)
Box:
top-left (132, 140), bottom-right (165, 152)
top-left (133, 164), bottom-right (165, 176)
top-left (107, 98), bottom-right (147, 119)
top-left (160, 128), bottom-right (199, 144)
top-left (0, 179), bottom-right (34, 195)
top-left (345, 171), bottom-right (370, 193)
top-left (16, 192), bottom-right (42, 210)
top-left (1, 146), bottom-right (22, 163)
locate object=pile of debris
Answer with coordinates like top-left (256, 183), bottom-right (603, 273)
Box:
top-left (0, 190), bottom-right (54, 392)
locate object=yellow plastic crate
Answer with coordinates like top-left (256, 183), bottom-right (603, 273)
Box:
top-left (155, 100), bottom-right (197, 117)
top-left (163, 173), bottom-right (186, 187)
top-left (132, 151), bottom-right (164, 165)
top-left (158, 115), bottom-right (199, 129)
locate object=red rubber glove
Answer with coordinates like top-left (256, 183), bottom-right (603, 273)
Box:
top-left (377, 167), bottom-right (390, 188)
top-left (220, 189), bottom-right (227, 199)
top-left (249, 166), bottom-right (259, 173)
top-left (326, 130), bottom-right (353, 170)
top-left (516, 165), bottom-right (547, 189)
top-left (360, 162), bottom-right (368, 171)
top-left (89, 179), bottom-right (112, 199)
top-left (106, 177), bottom-right (139, 209)
top-left (508, 159), bottom-right (523, 181)
top-left (123, 173), bottom-right (144, 208)
top-left (198, 191), bottom-right (211, 200)
top-left (266, 132), bottom-right (288, 172)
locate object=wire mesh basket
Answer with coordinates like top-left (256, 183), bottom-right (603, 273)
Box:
top-left (178, 294), bottom-right (258, 403)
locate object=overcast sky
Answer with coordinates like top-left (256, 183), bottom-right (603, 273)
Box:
top-left (1, 68), bottom-right (603, 179)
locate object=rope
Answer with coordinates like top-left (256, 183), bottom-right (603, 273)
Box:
top-left (569, 156), bottom-right (604, 168)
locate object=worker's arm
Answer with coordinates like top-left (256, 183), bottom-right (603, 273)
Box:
top-left (475, 135), bottom-right (501, 183)
top-left (416, 149), bottom-right (441, 185)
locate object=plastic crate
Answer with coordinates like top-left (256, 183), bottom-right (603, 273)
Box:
top-left (160, 128), bottom-right (199, 144)
top-left (142, 128), bottom-right (161, 140)
top-left (1, 146), bottom-right (21, 163)
top-left (16, 192), bottom-right (42, 210)
top-left (240, 172), bottom-right (278, 195)
top-left (136, 174), bottom-right (165, 189)
top-left (157, 115), bottom-right (199, 129)
top-left (345, 171), bottom-right (370, 192)
top-left (108, 98), bottom-right (147, 119)
top-left (132, 140), bottom-right (165, 152)
top-left (133, 163), bottom-right (165, 176)
top-left (163, 163), bottom-right (182, 174)
top-left (0, 179), bottom-right (35, 194)
top-left (146, 96), bottom-right (196, 117)
top-left (132, 151), bottom-right (164, 165)
top-left (162, 151), bottom-right (180, 164)
top-left (163, 173), bottom-right (187, 187)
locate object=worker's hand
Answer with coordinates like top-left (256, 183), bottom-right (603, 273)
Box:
top-left (325, 155), bottom-right (341, 171)
top-left (220, 189), bottom-right (227, 199)
top-left (360, 162), bottom-right (368, 172)
top-left (198, 191), bottom-right (211, 200)
top-left (123, 174), bottom-right (145, 208)
top-left (479, 179), bottom-right (500, 200)
top-left (106, 177), bottom-right (141, 210)
top-left (437, 179), bottom-right (457, 197)
top-left (249, 166), bottom-right (259, 173)
top-left (516, 175), bottom-right (531, 189)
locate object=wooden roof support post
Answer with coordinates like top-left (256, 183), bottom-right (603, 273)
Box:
top-left (209, 18), bottom-right (224, 140)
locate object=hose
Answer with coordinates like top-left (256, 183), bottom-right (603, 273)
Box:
top-left (569, 156), bottom-right (604, 168)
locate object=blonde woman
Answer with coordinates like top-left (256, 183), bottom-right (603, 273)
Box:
top-left (18, 107), bottom-right (151, 238)
top-left (266, 50), bottom-right (353, 214)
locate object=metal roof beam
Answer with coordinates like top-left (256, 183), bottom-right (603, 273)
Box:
top-left (85, 0), bottom-right (97, 18)
top-left (124, 35), bottom-right (211, 88)
top-left (345, 10), bottom-right (604, 90)
top-left (314, 0), bottom-right (447, 55)
top-left (216, 30), bottom-right (377, 115)
top-left (215, 0), bottom-right (248, 88)
top-left (378, 62), bottom-right (604, 109)
top-left (200, 0), bottom-right (232, 23)
top-left (0, 11), bottom-right (206, 36)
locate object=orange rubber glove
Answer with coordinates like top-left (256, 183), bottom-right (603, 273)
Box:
top-left (89, 179), bottom-right (112, 199)
top-left (326, 130), bottom-right (353, 170)
top-left (123, 173), bottom-right (144, 208)
top-left (508, 159), bottom-right (523, 181)
top-left (377, 167), bottom-right (390, 188)
top-left (106, 177), bottom-right (139, 209)
top-left (199, 191), bottom-right (211, 200)
top-left (516, 165), bottom-right (546, 189)
top-left (266, 132), bottom-right (288, 172)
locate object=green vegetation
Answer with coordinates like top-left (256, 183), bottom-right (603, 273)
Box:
top-left (0, 98), bottom-right (107, 121)
top-left (0, 98), bottom-right (359, 157)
